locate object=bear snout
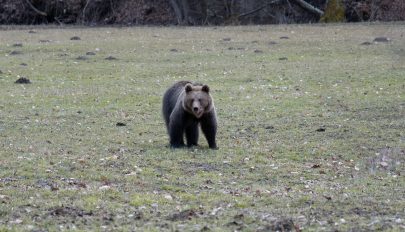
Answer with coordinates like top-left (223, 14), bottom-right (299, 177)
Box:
top-left (193, 107), bottom-right (199, 112)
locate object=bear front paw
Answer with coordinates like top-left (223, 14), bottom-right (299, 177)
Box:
top-left (209, 145), bottom-right (219, 150)
top-left (170, 143), bottom-right (185, 149)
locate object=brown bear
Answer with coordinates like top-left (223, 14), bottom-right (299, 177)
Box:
top-left (162, 81), bottom-right (217, 149)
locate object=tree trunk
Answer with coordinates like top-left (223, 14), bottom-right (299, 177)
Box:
top-left (169, 0), bottom-right (184, 24)
top-left (292, 0), bottom-right (324, 16)
top-left (24, 0), bottom-right (47, 16)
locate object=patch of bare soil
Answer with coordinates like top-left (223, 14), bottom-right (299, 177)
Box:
top-left (367, 147), bottom-right (404, 175)
top-left (167, 209), bottom-right (199, 221)
top-left (259, 218), bottom-right (299, 232)
top-left (354, 105), bottom-right (404, 121)
top-left (180, 161), bottom-right (221, 175)
top-left (48, 206), bottom-right (93, 217)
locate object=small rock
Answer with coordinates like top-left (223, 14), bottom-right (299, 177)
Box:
top-left (380, 161), bottom-right (389, 167)
top-left (13, 43), bottom-right (23, 47)
top-left (9, 50), bottom-right (22, 55)
top-left (0, 194), bottom-right (10, 201)
top-left (254, 49), bottom-right (263, 53)
top-left (105, 56), bottom-right (117, 60)
top-left (226, 221), bottom-right (241, 226)
top-left (76, 56), bottom-right (88, 60)
top-left (279, 57), bottom-right (288, 60)
top-left (116, 122), bottom-right (126, 127)
top-left (70, 36), bottom-right (81, 40)
top-left (15, 77), bottom-right (31, 84)
top-left (20, 63), bottom-right (28, 66)
top-left (39, 39), bottom-right (51, 43)
top-left (170, 48), bottom-right (178, 52)
top-left (323, 195), bottom-right (332, 200)
top-left (361, 41), bottom-right (372, 45)
top-left (222, 37), bottom-right (231, 41)
top-left (374, 37), bottom-right (390, 43)
top-left (200, 226), bottom-right (211, 231)
top-left (269, 41), bottom-right (278, 45)
top-left (86, 51), bottom-right (96, 55)
top-left (316, 127), bottom-right (326, 132)
top-left (28, 30), bottom-right (36, 34)
top-left (280, 36), bottom-right (289, 39)
top-left (99, 185), bottom-right (111, 190)
top-left (10, 219), bottom-right (23, 224)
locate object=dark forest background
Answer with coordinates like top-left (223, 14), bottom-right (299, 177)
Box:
top-left (1, 0), bottom-right (404, 25)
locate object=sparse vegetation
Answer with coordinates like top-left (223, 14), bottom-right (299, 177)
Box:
top-left (320, 0), bottom-right (346, 23)
top-left (0, 23), bottom-right (404, 231)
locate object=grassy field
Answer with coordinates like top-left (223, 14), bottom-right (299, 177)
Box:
top-left (0, 23), bottom-right (404, 231)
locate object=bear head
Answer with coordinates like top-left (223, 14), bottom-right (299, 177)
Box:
top-left (183, 83), bottom-right (213, 118)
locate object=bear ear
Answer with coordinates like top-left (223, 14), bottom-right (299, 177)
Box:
top-left (202, 85), bottom-right (210, 93)
top-left (185, 84), bottom-right (193, 93)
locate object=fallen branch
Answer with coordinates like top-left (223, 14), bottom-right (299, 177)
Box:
top-left (238, 0), bottom-right (283, 18)
top-left (24, 0), bottom-right (47, 16)
top-left (292, 0), bottom-right (324, 16)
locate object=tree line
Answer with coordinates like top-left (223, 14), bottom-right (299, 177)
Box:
top-left (0, 0), bottom-right (404, 25)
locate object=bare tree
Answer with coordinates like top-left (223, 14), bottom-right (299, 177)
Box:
top-left (238, 0), bottom-right (282, 18)
top-left (169, 0), bottom-right (208, 25)
top-left (24, 0), bottom-right (47, 16)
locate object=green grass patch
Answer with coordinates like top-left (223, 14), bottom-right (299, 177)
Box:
top-left (0, 23), bottom-right (404, 231)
